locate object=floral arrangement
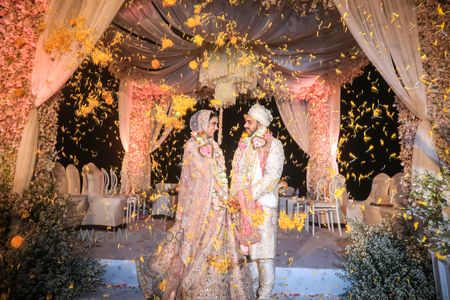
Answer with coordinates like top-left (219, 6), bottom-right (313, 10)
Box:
top-left (340, 221), bottom-right (435, 299)
top-left (306, 89), bottom-right (334, 191)
top-left (0, 0), bottom-right (48, 187)
top-left (321, 49), bottom-right (369, 88)
top-left (402, 167), bottom-right (450, 257)
top-left (396, 99), bottom-right (421, 194)
top-left (0, 183), bottom-right (105, 299)
top-left (416, 0), bottom-right (450, 166)
top-left (31, 93), bottom-right (61, 189)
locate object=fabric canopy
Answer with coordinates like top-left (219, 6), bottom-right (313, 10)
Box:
top-left (109, 0), bottom-right (357, 95)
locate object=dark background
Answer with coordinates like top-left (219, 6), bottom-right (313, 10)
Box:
top-left (56, 62), bottom-right (402, 200)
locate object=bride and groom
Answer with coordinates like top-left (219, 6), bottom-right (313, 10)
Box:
top-left (136, 103), bottom-right (285, 300)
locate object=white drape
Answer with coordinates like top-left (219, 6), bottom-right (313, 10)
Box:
top-left (32, 0), bottom-right (125, 107)
top-left (12, 109), bottom-right (38, 193)
top-left (118, 79), bottom-right (132, 153)
top-left (118, 79), bottom-right (132, 193)
top-left (328, 87), bottom-right (341, 173)
top-left (276, 100), bottom-right (310, 154)
top-left (334, 0), bottom-right (440, 177)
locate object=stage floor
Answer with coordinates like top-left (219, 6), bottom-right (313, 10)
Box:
top-left (80, 217), bottom-right (348, 269)
top-left (78, 217), bottom-right (349, 299)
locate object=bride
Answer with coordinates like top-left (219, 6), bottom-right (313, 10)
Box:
top-left (136, 109), bottom-right (254, 299)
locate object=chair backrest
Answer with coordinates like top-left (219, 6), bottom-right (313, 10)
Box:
top-left (81, 170), bottom-right (88, 195)
top-left (110, 169), bottom-right (118, 195)
top-left (82, 163), bottom-right (103, 196)
top-left (388, 172), bottom-right (405, 206)
top-left (66, 164), bottom-right (81, 195)
top-left (52, 162), bottom-right (68, 194)
top-left (101, 168), bottom-right (110, 194)
top-left (315, 177), bottom-right (329, 202)
top-left (367, 173), bottom-right (390, 204)
top-left (329, 174), bottom-right (347, 204)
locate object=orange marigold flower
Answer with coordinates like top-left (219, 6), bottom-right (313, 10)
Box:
top-left (10, 235), bottom-right (25, 249)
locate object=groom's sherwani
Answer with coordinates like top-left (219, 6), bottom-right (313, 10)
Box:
top-left (231, 127), bottom-right (284, 299)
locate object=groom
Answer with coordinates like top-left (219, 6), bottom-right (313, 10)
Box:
top-left (230, 103), bottom-right (285, 300)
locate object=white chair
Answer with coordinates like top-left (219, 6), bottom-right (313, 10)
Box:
top-left (126, 196), bottom-right (140, 223)
top-left (309, 177), bottom-right (332, 235)
top-left (367, 173), bottom-right (390, 205)
top-left (388, 172), bottom-right (405, 207)
top-left (65, 164), bottom-right (89, 226)
top-left (292, 197), bottom-right (311, 232)
top-left (110, 169), bottom-right (118, 195)
top-left (52, 162), bottom-right (68, 194)
top-left (101, 168), bottom-right (110, 195)
top-left (66, 164), bottom-right (81, 195)
top-left (363, 173), bottom-right (390, 224)
top-left (310, 176), bottom-right (344, 236)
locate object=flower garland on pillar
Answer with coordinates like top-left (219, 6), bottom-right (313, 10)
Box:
top-left (0, 0), bottom-right (48, 186)
top-left (396, 99), bottom-right (421, 195)
top-left (416, 0), bottom-right (450, 166)
top-left (31, 93), bottom-right (61, 190)
top-left (293, 81), bottom-right (333, 193)
top-left (127, 83), bottom-right (169, 193)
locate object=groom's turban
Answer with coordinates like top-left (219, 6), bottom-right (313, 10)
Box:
top-left (248, 103), bottom-right (273, 127)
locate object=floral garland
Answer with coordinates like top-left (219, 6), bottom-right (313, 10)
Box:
top-left (396, 99), bottom-right (421, 195)
top-left (31, 93), bottom-right (61, 190)
top-left (230, 0), bottom-right (336, 14)
top-left (0, 0), bottom-right (48, 186)
top-left (192, 132), bottom-right (229, 207)
top-left (307, 92), bottom-right (334, 192)
top-left (416, 0), bottom-right (450, 166)
top-left (321, 50), bottom-right (370, 88)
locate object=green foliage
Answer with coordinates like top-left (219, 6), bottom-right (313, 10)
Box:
top-left (0, 183), bottom-right (104, 300)
top-left (403, 167), bottom-right (450, 255)
top-left (340, 221), bottom-right (435, 300)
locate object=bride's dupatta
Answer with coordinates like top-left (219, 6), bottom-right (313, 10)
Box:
top-left (136, 110), bottom-right (253, 300)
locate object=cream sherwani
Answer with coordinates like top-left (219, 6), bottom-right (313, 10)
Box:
top-left (231, 128), bottom-right (284, 299)
top-left (248, 138), bottom-right (284, 260)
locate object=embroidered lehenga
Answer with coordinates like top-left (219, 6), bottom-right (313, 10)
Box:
top-left (136, 110), bottom-right (254, 300)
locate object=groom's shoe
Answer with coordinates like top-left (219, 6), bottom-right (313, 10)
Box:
top-left (256, 259), bottom-right (275, 300)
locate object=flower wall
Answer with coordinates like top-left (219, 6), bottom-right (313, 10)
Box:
top-left (0, 0), bottom-right (48, 186)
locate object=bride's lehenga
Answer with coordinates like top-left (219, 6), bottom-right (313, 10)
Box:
top-left (136, 110), bottom-right (254, 300)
